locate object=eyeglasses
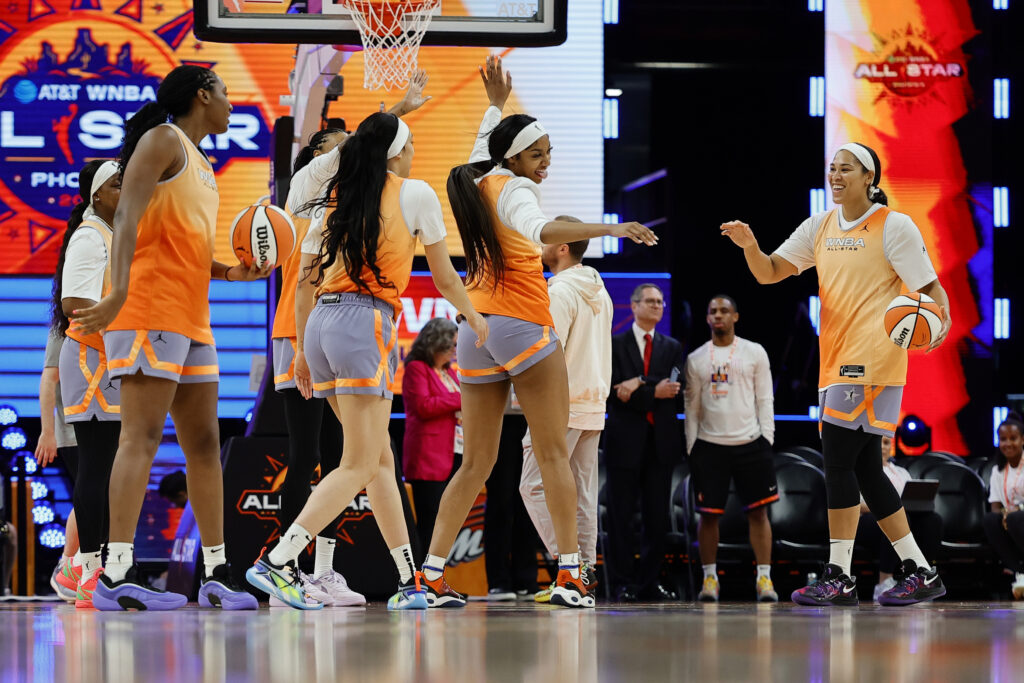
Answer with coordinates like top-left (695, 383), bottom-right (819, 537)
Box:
top-left (638, 298), bottom-right (664, 307)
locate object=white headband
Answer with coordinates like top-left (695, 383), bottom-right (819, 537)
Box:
top-left (387, 118), bottom-right (410, 160)
top-left (836, 143), bottom-right (875, 174)
top-left (82, 160), bottom-right (120, 221)
top-left (504, 121), bottom-right (547, 159)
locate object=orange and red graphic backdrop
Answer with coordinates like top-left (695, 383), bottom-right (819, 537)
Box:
top-left (826, 0), bottom-right (980, 451)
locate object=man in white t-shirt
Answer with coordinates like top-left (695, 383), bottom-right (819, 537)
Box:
top-left (684, 295), bottom-right (777, 603)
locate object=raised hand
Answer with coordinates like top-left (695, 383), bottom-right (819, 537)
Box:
top-left (479, 55), bottom-right (512, 110)
top-left (610, 221), bottom-right (658, 246)
top-left (720, 220), bottom-right (757, 248)
top-left (400, 69), bottom-right (432, 113)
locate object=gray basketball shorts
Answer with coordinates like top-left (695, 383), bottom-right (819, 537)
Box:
top-left (304, 293), bottom-right (399, 399)
top-left (456, 314), bottom-right (559, 385)
top-left (818, 383), bottom-right (904, 437)
top-left (104, 330), bottom-right (219, 384)
top-left (58, 338), bottom-right (120, 422)
top-left (273, 337), bottom-right (298, 391)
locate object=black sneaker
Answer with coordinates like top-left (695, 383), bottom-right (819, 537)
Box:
top-left (790, 564), bottom-right (858, 606)
top-left (878, 560), bottom-right (945, 606)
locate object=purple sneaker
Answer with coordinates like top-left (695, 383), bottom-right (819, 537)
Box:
top-left (93, 565), bottom-right (187, 611)
top-left (791, 564), bottom-right (858, 606)
top-left (878, 560), bottom-right (945, 606)
top-left (199, 564), bottom-right (259, 610)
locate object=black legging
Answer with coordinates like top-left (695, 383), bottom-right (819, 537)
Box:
top-left (821, 421), bottom-right (902, 518)
top-left (71, 419), bottom-right (120, 554)
top-left (983, 510), bottom-right (1024, 574)
top-left (278, 388), bottom-right (344, 536)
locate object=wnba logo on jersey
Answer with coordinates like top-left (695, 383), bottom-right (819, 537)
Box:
top-left (825, 237), bottom-right (867, 251)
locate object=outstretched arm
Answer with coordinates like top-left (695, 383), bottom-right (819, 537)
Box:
top-left (387, 69), bottom-right (433, 118)
top-left (469, 56), bottom-right (512, 164)
top-left (720, 220), bottom-right (798, 284)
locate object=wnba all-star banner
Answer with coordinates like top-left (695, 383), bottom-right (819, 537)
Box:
top-left (0, 0), bottom-right (295, 275)
top-left (826, 1), bottom-right (980, 452)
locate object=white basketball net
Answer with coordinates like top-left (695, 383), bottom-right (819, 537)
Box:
top-left (340, 0), bottom-right (439, 91)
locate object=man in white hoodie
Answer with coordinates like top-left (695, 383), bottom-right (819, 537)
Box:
top-left (519, 218), bottom-right (613, 602)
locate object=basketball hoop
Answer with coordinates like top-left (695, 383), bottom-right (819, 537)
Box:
top-left (339, 0), bottom-right (439, 91)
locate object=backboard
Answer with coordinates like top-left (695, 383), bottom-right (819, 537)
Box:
top-left (194, 0), bottom-right (567, 47)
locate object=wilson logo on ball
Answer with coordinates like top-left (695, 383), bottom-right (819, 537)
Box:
top-left (229, 204), bottom-right (297, 270)
top-left (884, 292), bottom-right (943, 350)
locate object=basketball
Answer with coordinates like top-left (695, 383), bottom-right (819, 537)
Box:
top-left (884, 292), bottom-right (943, 350)
top-left (229, 204), bottom-right (297, 270)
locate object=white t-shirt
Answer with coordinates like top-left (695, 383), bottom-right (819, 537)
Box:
top-left (289, 145), bottom-right (341, 219)
top-left (684, 336), bottom-right (775, 451)
top-left (773, 204), bottom-right (938, 292)
top-left (301, 174), bottom-right (447, 255)
top-left (61, 222), bottom-right (110, 302)
top-left (469, 105), bottom-right (548, 245)
top-left (989, 461), bottom-right (1024, 508)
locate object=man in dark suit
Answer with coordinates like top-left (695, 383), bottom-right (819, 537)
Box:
top-left (605, 283), bottom-right (683, 601)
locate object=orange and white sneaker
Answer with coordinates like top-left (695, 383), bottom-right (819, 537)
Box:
top-left (422, 573), bottom-right (466, 608)
top-left (550, 569), bottom-right (595, 608)
top-left (75, 571), bottom-right (101, 609)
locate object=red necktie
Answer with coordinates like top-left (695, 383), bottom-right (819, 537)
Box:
top-left (643, 333), bottom-right (654, 424)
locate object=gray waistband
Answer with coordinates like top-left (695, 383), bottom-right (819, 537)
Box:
top-left (317, 292), bottom-right (395, 317)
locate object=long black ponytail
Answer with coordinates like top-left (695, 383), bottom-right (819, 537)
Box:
top-left (309, 112), bottom-right (398, 294)
top-left (447, 114), bottom-right (538, 290)
top-left (293, 127), bottom-right (346, 176)
top-left (851, 142), bottom-right (889, 207)
top-left (119, 65), bottom-right (217, 170)
top-left (51, 160), bottom-right (105, 336)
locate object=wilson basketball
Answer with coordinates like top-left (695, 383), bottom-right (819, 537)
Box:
top-left (229, 204), bottom-right (296, 270)
top-left (884, 292), bottom-right (943, 350)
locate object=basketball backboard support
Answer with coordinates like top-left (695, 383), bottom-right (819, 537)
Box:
top-left (194, 0), bottom-right (567, 47)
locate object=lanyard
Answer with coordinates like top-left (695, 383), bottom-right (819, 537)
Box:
top-left (1004, 463), bottom-right (1024, 507)
top-left (709, 339), bottom-right (738, 383)
top-left (436, 367), bottom-right (461, 394)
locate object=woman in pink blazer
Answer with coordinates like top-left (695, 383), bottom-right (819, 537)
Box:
top-left (402, 317), bottom-right (462, 553)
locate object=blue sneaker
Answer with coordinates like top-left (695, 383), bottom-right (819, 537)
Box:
top-left (199, 564), bottom-right (258, 610)
top-left (245, 553), bottom-right (321, 610)
top-left (93, 565), bottom-right (188, 611)
top-left (387, 572), bottom-right (428, 610)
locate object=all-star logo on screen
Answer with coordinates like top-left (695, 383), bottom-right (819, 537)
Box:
top-left (853, 25), bottom-right (966, 101)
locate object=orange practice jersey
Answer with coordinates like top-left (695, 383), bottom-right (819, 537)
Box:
top-left (314, 174), bottom-right (415, 316)
top-left (65, 218), bottom-right (112, 351)
top-left (272, 213), bottom-right (313, 339)
top-left (466, 175), bottom-right (555, 328)
top-left (814, 207), bottom-right (907, 388)
top-left (108, 124), bottom-right (219, 344)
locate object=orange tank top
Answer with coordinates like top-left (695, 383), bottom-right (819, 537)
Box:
top-left (272, 212), bottom-right (313, 339)
top-left (314, 174), bottom-right (415, 317)
top-left (465, 175), bottom-right (554, 328)
top-left (814, 207), bottom-right (907, 388)
top-left (108, 124), bottom-right (219, 344)
top-left (65, 218), bottom-right (112, 352)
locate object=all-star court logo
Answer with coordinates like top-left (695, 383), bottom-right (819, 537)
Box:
top-left (854, 24), bottom-right (967, 103)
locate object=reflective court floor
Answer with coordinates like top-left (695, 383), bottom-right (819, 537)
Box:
top-left (2, 602), bottom-right (1024, 682)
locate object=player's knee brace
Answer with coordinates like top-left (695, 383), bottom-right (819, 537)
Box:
top-left (821, 421), bottom-right (863, 509)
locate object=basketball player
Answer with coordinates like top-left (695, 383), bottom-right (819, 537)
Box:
top-left (722, 142), bottom-right (951, 606)
top-left (245, 111), bottom-right (489, 610)
top-left (74, 66), bottom-right (265, 611)
top-left (50, 160), bottom-right (123, 608)
top-left (419, 56), bottom-right (656, 609)
top-left (684, 295), bottom-right (778, 603)
top-left (518, 223), bottom-right (613, 603)
top-left (269, 73), bottom-right (432, 606)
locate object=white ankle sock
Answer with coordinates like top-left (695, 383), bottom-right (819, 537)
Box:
top-left (422, 554), bottom-right (447, 581)
top-left (828, 539), bottom-right (854, 577)
top-left (81, 551), bottom-right (103, 581)
top-left (71, 551), bottom-right (82, 568)
top-left (202, 544), bottom-right (226, 578)
top-left (268, 524), bottom-right (312, 567)
top-left (703, 564), bottom-right (717, 579)
top-left (756, 564), bottom-right (771, 579)
top-left (559, 552), bottom-right (580, 579)
top-left (890, 533), bottom-right (930, 571)
top-left (389, 544), bottom-right (416, 584)
top-left (314, 537), bottom-right (336, 579)
top-left (105, 542), bottom-right (134, 583)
